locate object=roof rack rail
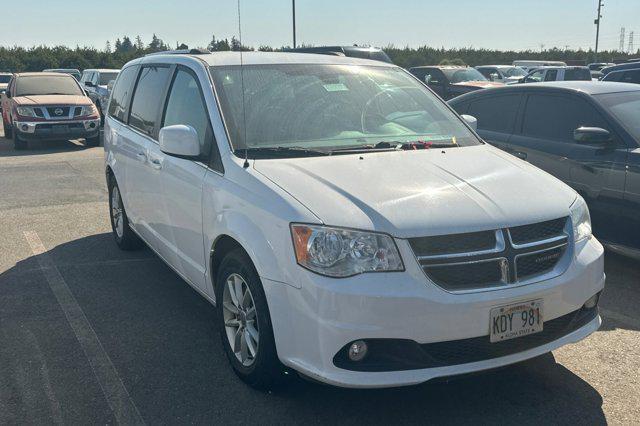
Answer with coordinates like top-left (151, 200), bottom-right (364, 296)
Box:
top-left (145, 48), bottom-right (210, 57)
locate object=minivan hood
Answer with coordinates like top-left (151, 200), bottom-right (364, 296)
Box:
top-left (254, 145), bottom-right (577, 238)
top-left (13, 95), bottom-right (91, 106)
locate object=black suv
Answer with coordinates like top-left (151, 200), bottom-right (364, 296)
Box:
top-left (449, 81), bottom-right (640, 256)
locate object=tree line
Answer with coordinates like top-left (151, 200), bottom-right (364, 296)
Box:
top-left (0, 34), bottom-right (638, 72)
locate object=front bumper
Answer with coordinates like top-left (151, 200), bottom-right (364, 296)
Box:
top-left (263, 236), bottom-right (605, 388)
top-left (14, 119), bottom-right (100, 140)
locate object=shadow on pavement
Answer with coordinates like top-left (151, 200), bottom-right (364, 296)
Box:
top-left (0, 233), bottom-right (608, 424)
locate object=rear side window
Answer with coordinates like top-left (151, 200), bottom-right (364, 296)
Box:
top-left (564, 68), bottom-right (591, 81)
top-left (129, 66), bottom-right (171, 137)
top-left (522, 94), bottom-right (608, 142)
top-left (604, 72), bottom-right (622, 82)
top-left (108, 66), bottom-right (138, 122)
top-left (468, 94), bottom-right (521, 133)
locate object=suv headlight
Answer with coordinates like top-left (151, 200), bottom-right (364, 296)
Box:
top-left (570, 195), bottom-right (591, 243)
top-left (16, 106), bottom-right (36, 117)
top-left (291, 224), bottom-right (404, 277)
top-left (79, 104), bottom-right (98, 116)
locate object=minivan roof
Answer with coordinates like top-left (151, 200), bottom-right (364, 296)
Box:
top-left (82, 68), bottom-right (120, 73)
top-left (134, 51), bottom-right (396, 68)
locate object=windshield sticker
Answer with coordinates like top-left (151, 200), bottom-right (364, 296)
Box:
top-left (323, 83), bottom-right (349, 92)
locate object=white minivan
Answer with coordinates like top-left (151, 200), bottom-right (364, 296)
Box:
top-left (104, 51), bottom-right (604, 389)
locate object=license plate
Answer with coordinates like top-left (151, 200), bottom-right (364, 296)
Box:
top-left (52, 125), bottom-right (69, 134)
top-left (490, 299), bottom-right (543, 343)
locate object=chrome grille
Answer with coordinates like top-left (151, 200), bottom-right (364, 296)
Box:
top-left (411, 217), bottom-right (570, 292)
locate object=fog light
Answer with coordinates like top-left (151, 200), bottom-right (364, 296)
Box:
top-left (348, 340), bottom-right (368, 362)
top-left (584, 293), bottom-right (600, 309)
top-left (21, 124), bottom-right (28, 131)
top-left (89, 122), bottom-right (96, 129)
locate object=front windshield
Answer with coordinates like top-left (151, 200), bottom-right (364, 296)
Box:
top-left (0, 75), bottom-right (11, 84)
top-left (442, 68), bottom-right (488, 83)
top-left (210, 64), bottom-right (480, 154)
top-left (16, 75), bottom-right (83, 96)
top-left (99, 72), bottom-right (119, 85)
top-left (596, 91), bottom-right (640, 140)
top-left (500, 67), bottom-right (527, 77)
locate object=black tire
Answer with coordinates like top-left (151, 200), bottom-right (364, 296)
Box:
top-left (3, 119), bottom-right (12, 139)
top-left (96, 102), bottom-right (105, 127)
top-left (12, 130), bottom-right (27, 150)
top-left (215, 249), bottom-right (286, 389)
top-left (107, 174), bottom-right (143, 250)
top-left (86, 134), bottom-right (100, 147)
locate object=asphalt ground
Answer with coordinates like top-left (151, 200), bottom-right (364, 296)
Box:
top-left (0, 124), bottom-right (638, 425)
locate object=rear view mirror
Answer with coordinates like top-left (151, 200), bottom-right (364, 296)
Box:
top-left (85, 81), bottom-right (94, 87)
top-left (573, 127), bottom-right (611, 144)
top-left (461, 114), bottom-right (478, 131)
top-left (159, 125), bottom-right (201, 158)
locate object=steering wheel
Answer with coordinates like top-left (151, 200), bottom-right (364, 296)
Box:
top-left (361, 89), bottom-right (396, 133)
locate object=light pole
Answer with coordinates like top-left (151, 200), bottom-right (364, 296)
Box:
top-left (594, 0), bottom-right (604, 58)
top-left (292, 0), bottom-right (297, 48)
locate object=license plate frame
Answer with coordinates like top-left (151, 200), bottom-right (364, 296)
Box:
top-left (490, 299), bottom-right (543, 343)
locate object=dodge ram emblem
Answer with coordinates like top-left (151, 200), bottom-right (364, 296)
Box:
top-left (54, 108), bottom-right (63, 116)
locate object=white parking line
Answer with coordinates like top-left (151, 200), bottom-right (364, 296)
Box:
top-left (23, 231), bottom-right (145, 425)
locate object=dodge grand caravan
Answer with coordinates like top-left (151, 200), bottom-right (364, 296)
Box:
top-left (104, 51), bottom-right (604, 389)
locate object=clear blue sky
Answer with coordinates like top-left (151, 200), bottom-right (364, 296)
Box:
top-left (2, 0), bottom-right (639, 52)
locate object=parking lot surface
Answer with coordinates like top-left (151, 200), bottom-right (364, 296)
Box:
top-left (0, 126), bottom-right (638, 425)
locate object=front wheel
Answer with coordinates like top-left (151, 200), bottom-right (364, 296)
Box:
top-left (108, 175), bottom-right (143, 250)
top-left (12, 131), bottom-right (27, 150)
top-left (85, 134), bottom-right (100, 147)
top-left (216, 249), bottom-right (285, 389)
top-left (3, 119), bottom-right (13, 139)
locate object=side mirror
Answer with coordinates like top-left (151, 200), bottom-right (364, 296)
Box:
top-left (461, 114), bottom-right (478, 131)
top-left (159, 125), bottom-right (201, 158)
top-left (107, 80), bottom-right (115, 92)
top-left (574, 127), bottom-right (611, 144)
top-left (85, 81), bottom-right (94, 87)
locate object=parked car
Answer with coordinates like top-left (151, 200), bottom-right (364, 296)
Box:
top-left (512, 60), bottom-right (567, 73)
top-left (519, 66), bottom-right (592, 83)
top-left (286, 45), bottom-right (393, 63)
top-left (79, 68), bottom-right (120, 124)
top-left (42, 68), bottom-right (82, 80)
top-left (475, 65), bottom-right (527, 84)
top-left (1, 72), bottom-right (100, 149)
top-left (104, 51), bottom-right (603, 389)
top-left (588, 62), bottom-right (615, 79)
top-left (408, 66), bottom-right (503, 100)
top-left (601, 68), bottom-right (640, 84)
top-left (601, 61), bottom-right (640, 78)
top-left (449, 81), bottom-right (640, 255)
top-left (0, 72), bottom-right (11, 112)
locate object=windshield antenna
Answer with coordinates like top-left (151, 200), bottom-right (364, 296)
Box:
top-left (237, 0), bottom-right (249, 168)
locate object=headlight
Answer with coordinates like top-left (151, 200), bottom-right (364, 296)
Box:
top-left (16, 106), bottom-right (36, 117)
top-left (79, 104), bottom-right (98, 116)
top-left (291, 224), bottom-right (404, 277)
top-left (570, 195), bottom-right (591, 243)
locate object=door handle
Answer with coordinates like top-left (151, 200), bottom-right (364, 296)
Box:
top-left (150, 158), bottom-right (163, 170)
top-left (136, 151), bottom-right (147, 161)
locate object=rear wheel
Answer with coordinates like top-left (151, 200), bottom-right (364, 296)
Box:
top-left (108, 175), bottom-right (143, 250)
top-left (216, 249), bottom-right (285, 389)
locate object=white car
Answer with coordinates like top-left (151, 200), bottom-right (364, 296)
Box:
top-left (512, 60), bottom-right (567, 73)
top-left (475, 65), bottom-right (527, 84)
top-left (104, 51), bottom-right (604, 389)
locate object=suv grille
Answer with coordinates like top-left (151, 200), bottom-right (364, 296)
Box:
top-left (410, 217), bottom-right (570, 292)
top-left (46, 106), bottom-right (71, 117)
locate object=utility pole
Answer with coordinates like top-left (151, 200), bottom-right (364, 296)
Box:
top-left (292, 0), bottom-right (297, 48)
top-left (594, 1), bottom-right (604, 58)
top-left (620, 27), bottom-right (626, 52)
top-left (629, 32), bottom-right (635, 54)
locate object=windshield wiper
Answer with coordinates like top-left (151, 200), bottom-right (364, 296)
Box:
top-left (236, 146), bottom-right (330, 159)
top-left (330, 140), bottom-right (458, 155)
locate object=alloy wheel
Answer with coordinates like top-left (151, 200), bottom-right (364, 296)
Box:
top-left (222, 273), bottom-right (260, 366)
top-left (111, 186), bottom-right (124, 238)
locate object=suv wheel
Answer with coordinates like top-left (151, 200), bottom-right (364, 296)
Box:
top-left (12, 129), bottom-right (27, 150)
top-left (86, 135), bottom-right (100, 147)
top-left (108, 175), bottom-right (143, 250)
top-left (216, 249), bottom-right (285, 389)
